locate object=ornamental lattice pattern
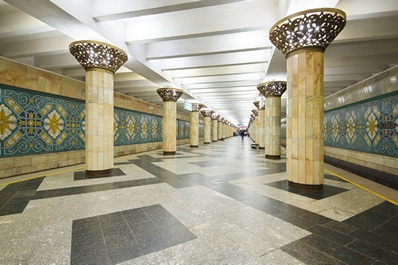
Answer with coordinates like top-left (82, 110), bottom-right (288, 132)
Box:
top-left (0, 85), bottom-right (195, 157)
top-left (269, 8), bottom-right (346, 57)
top-left (324, 91), bottom-right (398, 157)
top-left (69, 41), bottom-right (127, 74)
top-left (281, 91), bottom-right (398, 157)
top-left (156, 88), bottom-right (184, 102)
top-left (0, 84), bottom-right (85, 156)
top-left (257, 81), bottom-right (287, 97)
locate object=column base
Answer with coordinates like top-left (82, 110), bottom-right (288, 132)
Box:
top-left (212, 140), bottom-right (218, 142)
top-left (163, 151), bottom-right (176, 156)
top-left (221, 138), bottom-right (225, 141)
top-left (288, 181), bottom-right (323, 192)
top-left (204, 142), bottom-right (210, 144)
top-left (265, 154), bottom-right (280, 160)
top-left (259, 147), bottom-right (265, 150)
top-left (86, 168), bottom-right (113, 178)
top-left (190, 145), bottom-right (199, 148)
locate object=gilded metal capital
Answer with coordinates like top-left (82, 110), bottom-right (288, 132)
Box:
top-left (69, 40), bottom-right (128, 74)
top-left (269, 8), bottom-right (346, 58)
top-left (257, 81), bottom-right (287, 97)
top-left (201, 109), bottom-right (214, 117)
top-left (191, 103), bottom-right (203, 112)
top-left (156, 88), bottom-right (184, 102)
top-left (211, 113), bottom-right (220, 120)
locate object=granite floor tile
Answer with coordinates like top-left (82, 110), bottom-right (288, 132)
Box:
top-left (0, 139), bottom-right (397, 264)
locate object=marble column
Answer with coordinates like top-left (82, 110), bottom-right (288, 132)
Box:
top-left (189, 103), bottom-right (203, 147)
top-left (222, 119), bottom-right (227, 140)
top-left (69, 40), bottom-right (127, 178)
top-left (201, 109), bottom-right (214, 144)
top-left (251, 109), bottom-right (258, 143)
top-left (156, 88), bottom-right (184, 155)
top-left (217, 116), bottom-right (224, 141)
top-left (258, 82), bottom-right (286, 159)
top-left (269, 8), bottom-right (346, 190)
top-left (211, 113), bottom-right (219, 142)
top-left (253, 100), bottom-right (265, 149)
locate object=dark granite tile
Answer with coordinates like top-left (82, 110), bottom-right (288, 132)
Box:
top-left (145, 210), bottom-right (180, 228)
top-left (307, 224), bottom-right (356, 245)
top-left (74, 168), bottom-right (126, 181)
top-left (300, 212), bottom-right (333, 225)
top-left (160, 223), bottom-right (196, 247)
top-left (300, 234), bottom-right (375, 265)
top-left (71, 216), bottom-right (112, 265)
top-left (189, 161), bottom-right (225, 167)
top-left (266, 179), bottom-right (348, 200)
top-left (368, 201), bottom-right (398, 218)
top-left (0, 197), bottom-right (31, 216)
top-left (99, 212), bottom-right (142, 264)
top-left (349, 228), bottom-right (398, 254)
top-left (322, 220), bottom-right (359, 235)
top-left (122, 208), bottom-right (150, 225)
top-left (344, 210), bottom-right (393, 231)
top-left (347, 239), bottom-right (398, 264)
top-left (282, 240), bottom-right (345, 265)
top-left (72, 216), bottom-right (101, 235)
top-left (387, 215), bottom-right (398, 225)
top-left (370, 222), bottom-right (398, 242)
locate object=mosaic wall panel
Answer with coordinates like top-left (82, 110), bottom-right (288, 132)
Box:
top-left (114, 108), bottom-right (163, 146)
top-left (0, 84), bottom-right (85, 157)
top-left (177, 119), bottom-right (190, 140)
top-left (281, 91), bottom-right (398, 158)
top-left (324, 91), bottom-right (398, 157)
top-left (0, 84), bottom-right (193, 158)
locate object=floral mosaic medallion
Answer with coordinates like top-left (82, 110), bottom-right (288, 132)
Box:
top-left (324, 91), bottom-right (398, 157)
top-left (0, 104), bottom-right (16, 140)
top-left (0, 84), bottom-right (190, 157)
top-left (44, 110), bottom-right (64, 139)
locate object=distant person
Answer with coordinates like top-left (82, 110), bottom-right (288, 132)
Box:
top-left (240, 130), bottom-right (245, 140)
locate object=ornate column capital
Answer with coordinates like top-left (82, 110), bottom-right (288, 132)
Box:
top-left (257, 81), bottom-right (287, 97)
top-left (269, 8), bottom-right (346, 58)
top-left (191, 103), bottom-right (203, 112)
top-left (201, 109), bottom-right (214, 117)
top-left (156, 88), bottom-right (184, 102)
top-left (211, 113), bottom-right (220, 120)
top-left (69, 40), bottom-right (128, 74)
top-left (218, 116), bottom-right (224, 122)
top-left (251, 109), bottom-right (258, 116)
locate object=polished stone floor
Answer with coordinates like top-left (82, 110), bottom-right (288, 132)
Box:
top-left (0, 137), bottom-right (397, 264)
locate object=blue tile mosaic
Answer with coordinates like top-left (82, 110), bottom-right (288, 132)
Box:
top-left (281, 91), bottom-right (398, 157)
top-left (324, 91), bottom-right (398, 157)
top-left (0, 84), bottom-right (194, 157)
top-left (0, 84), bottom-right (85, 157)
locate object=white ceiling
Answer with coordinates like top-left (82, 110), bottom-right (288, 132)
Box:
top-left (1, 0), bottom-right (398, 126)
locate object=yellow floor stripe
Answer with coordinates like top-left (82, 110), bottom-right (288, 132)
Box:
top-left (0, 166), bottom-right (84, 187)
top-left (324, 168), bottom-right (398, 206)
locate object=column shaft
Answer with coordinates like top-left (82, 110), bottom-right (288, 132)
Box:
top-left (217, 121), bottom-right (222, 140)
top-left (265, 97), bottom-right (282, 159)
top-left (85, 69), bottom-right (114, 176)
top-left (163, 101), bottom-right (177, 155)
top-left (287, 51), bottom-right (324, 187)
top-left (204, 117), bottom-right (211, 144)
top-left (190, 111), bottom-right (199, 147)
top-left (258, 109), bottom-right (265, 149)
top-left (212, 119), bottom-right (218, 142)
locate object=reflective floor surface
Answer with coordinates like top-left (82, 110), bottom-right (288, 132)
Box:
top-left (0, 137), bottom-right (397, 264)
